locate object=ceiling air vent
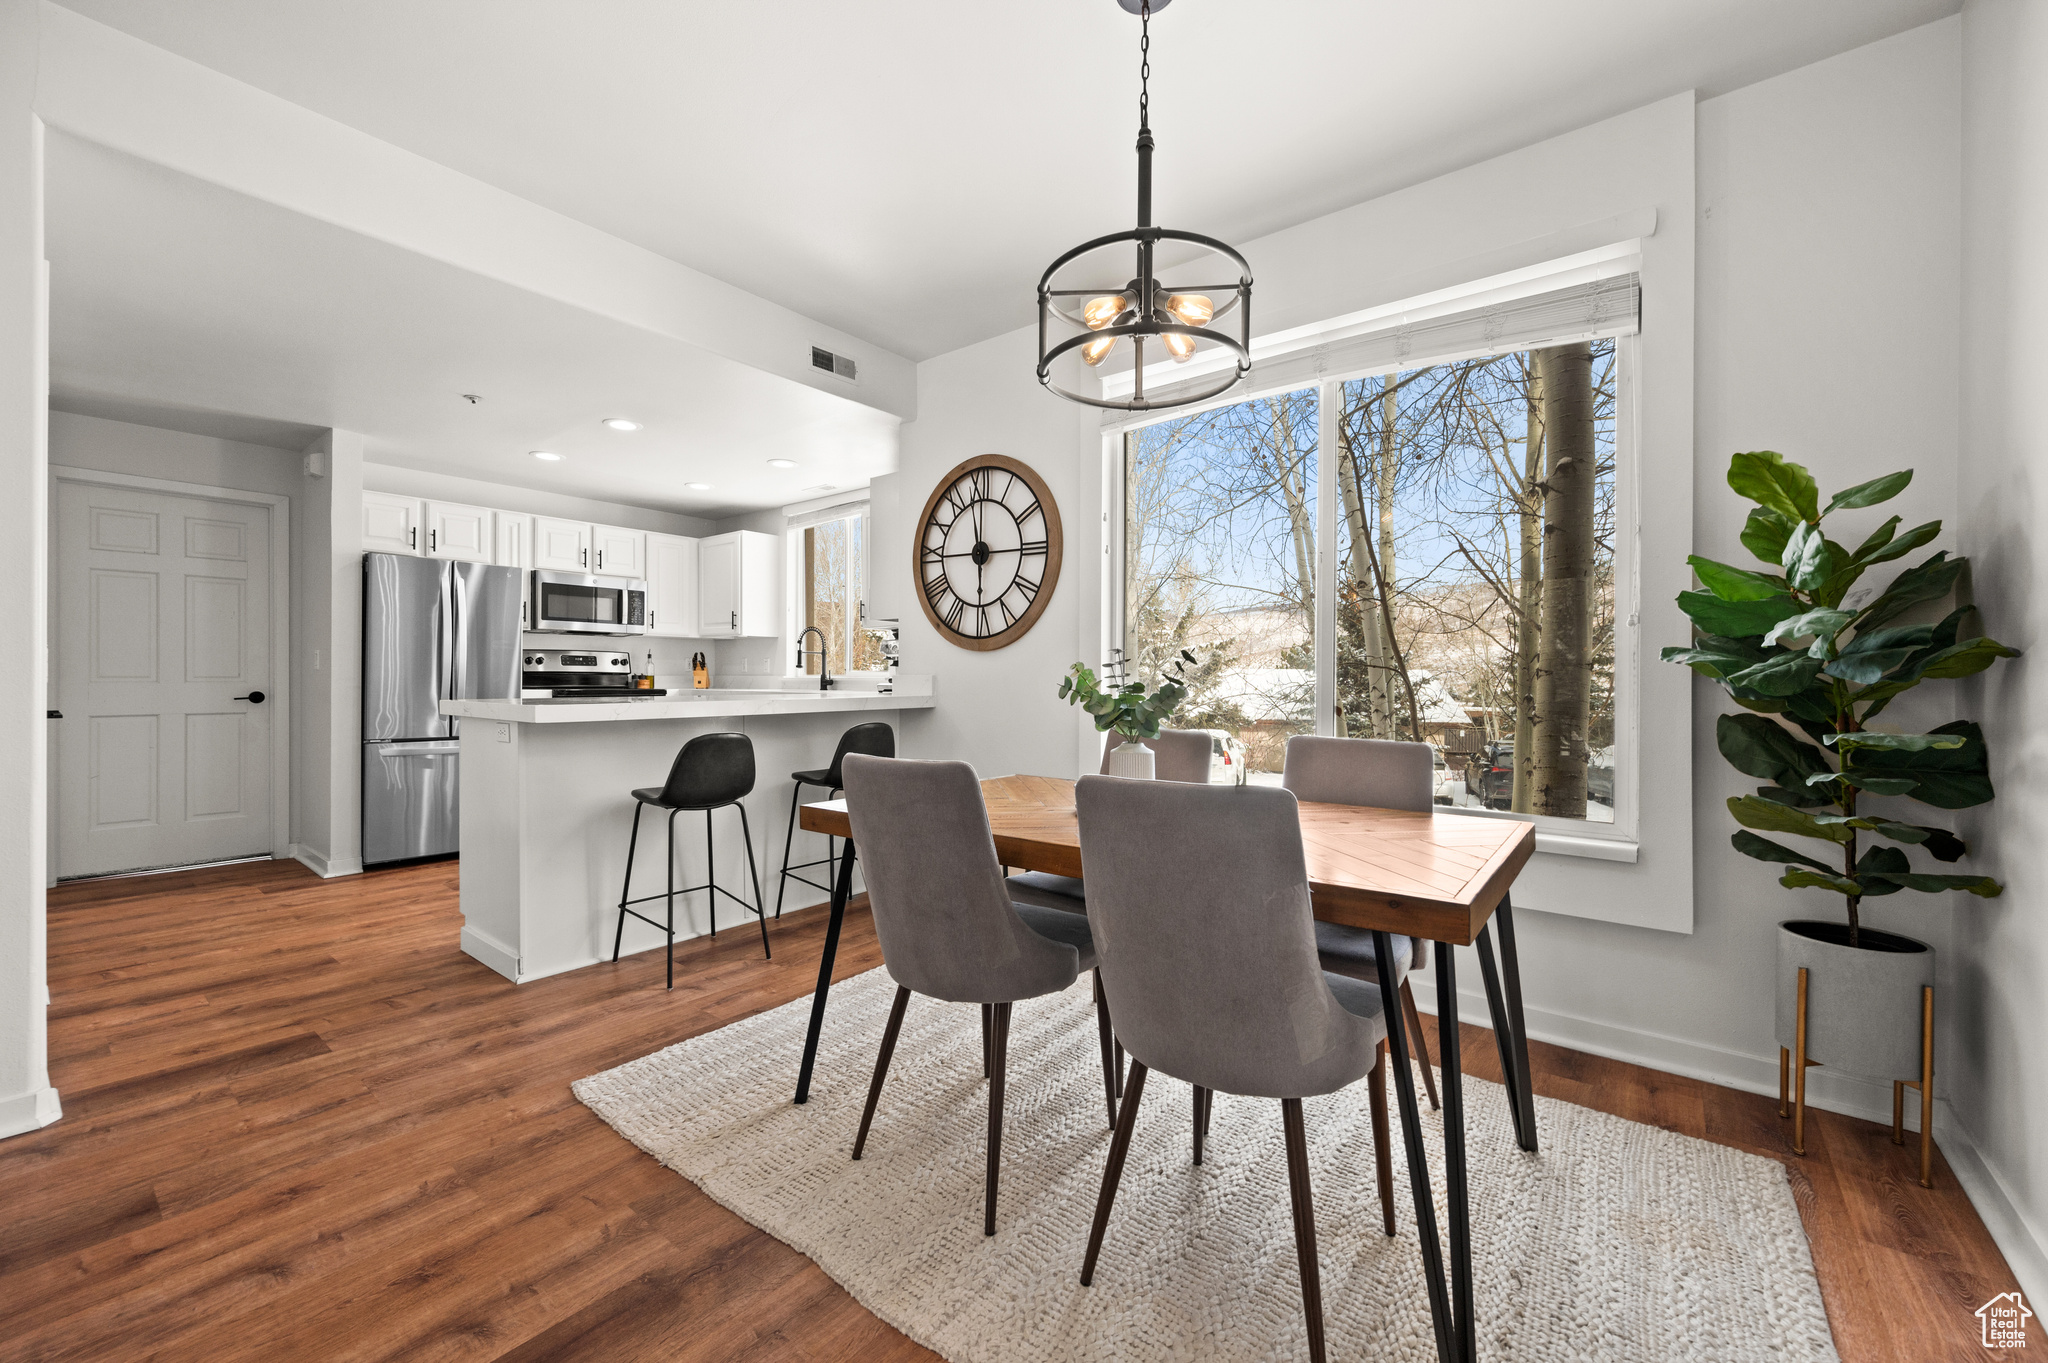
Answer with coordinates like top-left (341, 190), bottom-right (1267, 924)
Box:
top-left (810, 346), bottom-right (857, 383)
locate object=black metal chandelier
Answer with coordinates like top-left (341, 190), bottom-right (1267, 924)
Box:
top-left (1036, 0), bottom-right (1253, 412)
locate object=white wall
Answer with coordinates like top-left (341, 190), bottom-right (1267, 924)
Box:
top-left (1954, 0), bottom-right (2048, 1305)
top-left (871, 332), bottom-right (1096, 775)
top-left (44, 411), bottom-right (372, 875)
top-left (879, 22), bottom-right (1974, 1132)
top-left (1454, 14), bottom-right (1965, 1116)
top-left (0, 0), bottom-right (57, 1141)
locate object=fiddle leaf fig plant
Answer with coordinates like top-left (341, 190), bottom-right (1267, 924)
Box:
top-left (1059, 650), bottom-right (1196, 741)
top-left (1664, 452), bottom-right (2019, 945)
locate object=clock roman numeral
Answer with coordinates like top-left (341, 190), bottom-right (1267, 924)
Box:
top-left (1018, 539), bottom-right (1048, 556)
top-left (944, 596), bottom-right (967, 633)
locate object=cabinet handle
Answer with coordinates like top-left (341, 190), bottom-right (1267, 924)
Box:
top-left (731, 610), bottom-right (737, 630)
top-left (409, 526), bottom-right (417, 550)
top-left (429, 528), bottom-right (437, 552)
top-left (581, 547), bottom-right (588, 566)
top-left (596, 549), bottom-right (603, 569)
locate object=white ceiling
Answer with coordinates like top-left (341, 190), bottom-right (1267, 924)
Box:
top-left (44, 133), bottom-right (898, 517)
top-left (59, 0), bottom-right (1958, 362)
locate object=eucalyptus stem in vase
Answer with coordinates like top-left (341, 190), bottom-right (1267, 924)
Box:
top-left (1058, 650), bottom-right (1196, 759)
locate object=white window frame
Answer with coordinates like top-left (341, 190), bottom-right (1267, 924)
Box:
top-left (785, 503), bottom-right (870, 676)
top-left (1097, 316), bottom-right (1641, 861)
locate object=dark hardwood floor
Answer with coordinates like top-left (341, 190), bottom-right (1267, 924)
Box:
top-left (2, 858), bottom-right (2036, 1361)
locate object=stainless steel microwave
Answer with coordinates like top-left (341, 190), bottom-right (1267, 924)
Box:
top-left (530, 570), bottom-right (647, 635)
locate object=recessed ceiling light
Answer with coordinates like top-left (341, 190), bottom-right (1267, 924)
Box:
top-left (602, 418), bottom-right (641, 431)
top-left (531, 450), bottom-right (564, 462)
top-left (685, 482), bottom-right (712, 491)
top-left (767, 458), bottom-right (798, 469)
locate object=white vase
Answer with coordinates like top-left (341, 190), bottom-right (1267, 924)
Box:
top-left (1104, 739), bottom-right (1156, 780)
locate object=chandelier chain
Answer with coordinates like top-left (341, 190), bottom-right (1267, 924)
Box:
top-left (1139, 0), bottom-right (1150, 126)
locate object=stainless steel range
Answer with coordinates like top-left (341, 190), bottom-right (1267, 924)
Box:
top-left (521, 649), bottom-right (667, 699)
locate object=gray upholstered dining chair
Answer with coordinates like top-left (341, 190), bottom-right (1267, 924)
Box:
top-left (1283, 733), bottom-right (1443, 1110)
top-left (1005, 726), bottom-right (1211, 913)
top-left (839, 753), bottom-right (1122, 1237)
top-left (1073, 776), bottom-right (1394, 1363)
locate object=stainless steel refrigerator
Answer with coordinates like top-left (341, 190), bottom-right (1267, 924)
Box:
top-left (362, 553), bottom-right (523, 867)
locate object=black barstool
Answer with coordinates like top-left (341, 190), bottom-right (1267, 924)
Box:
top-left (775, 721), bottom-right (895, 918)
top-left (613, 732), bottom-right (770, 988)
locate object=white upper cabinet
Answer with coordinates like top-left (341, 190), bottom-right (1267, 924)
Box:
top-left (647, 532), bottom-right (704, 638)
top-left (494, 512), bottom-right (534, 629)
top-left (423, 500), bottom-right (493, 562)
top-left (493, 512), bottom-right (532, 570)
top-left (532, 515), bottom-right (592, 573)
top-left (645, 533), bottom-right (700, 637)
top-left (698, 530), bottom-right (780, 637)
top-left (362, 491), bottom-right (421, 555)
top-left (591, 523), bottom-right (646, 578)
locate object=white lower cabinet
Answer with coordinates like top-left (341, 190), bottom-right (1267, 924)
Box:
top-left (645, 532), bottom-right (701, 637)
top-left (698, 530), bottom-right (780, 637)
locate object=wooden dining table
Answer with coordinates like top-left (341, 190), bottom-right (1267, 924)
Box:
top-left (793, 773), bottom-right (1538, 1363)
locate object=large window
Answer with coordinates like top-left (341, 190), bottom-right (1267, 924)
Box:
top-left (1121, 388), bottom-right (1318, 782)
top-left (1332, 345), bottom-right (1616, 822)
top-left (1116, 337), bottom-right (1625, 828)
top-left (796, 507), bottom-right (884, 675)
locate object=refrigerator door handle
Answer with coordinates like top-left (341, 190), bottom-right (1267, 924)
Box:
top-left (373, 741), bottom-right (461, 757)
top-left (438, 565), bottom-right (457, 734)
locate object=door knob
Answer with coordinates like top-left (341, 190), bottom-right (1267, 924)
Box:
top-left (234, 691), bottom-right (267, 704)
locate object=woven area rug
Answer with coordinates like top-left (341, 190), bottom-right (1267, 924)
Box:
top-left (574, 968), bottom-right (1838, 1362)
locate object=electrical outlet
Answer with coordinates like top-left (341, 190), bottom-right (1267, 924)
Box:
top-left (495, 722), bottom-right (511, 743)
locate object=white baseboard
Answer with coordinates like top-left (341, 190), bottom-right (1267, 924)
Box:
top-left (290, 844), bottom-right (363, 878)
top-left (0, 1085), bottom-right (62, 1140)
top-left (1936, 1106), bottom-right (2048, 1307)
top-left (1409, 973), bottom-right (2048, 1303)
top-left (459, 925), bottom-right (522, 982)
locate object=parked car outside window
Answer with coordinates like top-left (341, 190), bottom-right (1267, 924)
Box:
top-left (1195, 729), bottom-right (1248, 785)
top-left (1464, 740), bottom-right (1515, 810)
top-left (1428, 743), bottom-right (1457, 805)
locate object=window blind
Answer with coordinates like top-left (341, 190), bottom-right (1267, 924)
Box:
top-left (1104, 265), bottom-right (1640, 420)
top-left (785, 499), bottom-right (869, 532)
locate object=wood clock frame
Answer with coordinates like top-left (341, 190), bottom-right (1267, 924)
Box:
top-left (912, 454), bottom-right (1063, 652)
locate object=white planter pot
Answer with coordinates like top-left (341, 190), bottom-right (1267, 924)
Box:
top-left (1104, 739), bottom-right (1155, 780)
top-left (1775, 919), bottom-right (1933, 1080)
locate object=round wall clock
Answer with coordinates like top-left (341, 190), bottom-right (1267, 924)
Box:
top-left (913, 454), bottom-right (1062, 651)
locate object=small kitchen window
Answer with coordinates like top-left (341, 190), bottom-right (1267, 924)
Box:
top-left (789, 500), bottom-right (882, 675)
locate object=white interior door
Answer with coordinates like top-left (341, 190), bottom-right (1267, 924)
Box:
top-left (55, 481), bottom-right (275, 877)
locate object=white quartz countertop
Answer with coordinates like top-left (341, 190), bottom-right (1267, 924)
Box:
top-left (443, 679), bottom-right (935, 724)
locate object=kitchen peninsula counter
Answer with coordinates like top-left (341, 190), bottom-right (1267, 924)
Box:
top-left (445, 678), bottom-right (933, 983)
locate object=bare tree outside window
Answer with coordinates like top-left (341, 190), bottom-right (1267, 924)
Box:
top-left (1123, 387), bottom-right (1318, 779)
top-left (803, 514), bottom-right (885, 674)
top-left (1120, 343), bottom-right (1616, 817)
